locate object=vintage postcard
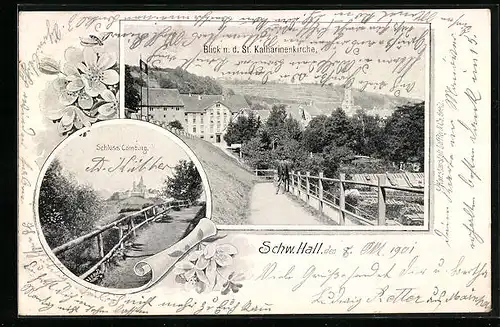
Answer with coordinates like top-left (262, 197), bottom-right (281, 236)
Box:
top-left (18, 9), bottom-right (491, 315)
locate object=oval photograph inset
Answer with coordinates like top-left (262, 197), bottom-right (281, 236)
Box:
top-left (34, 120), bottom-right (212, 293)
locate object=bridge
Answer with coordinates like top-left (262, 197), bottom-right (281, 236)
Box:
top-left (52, 199), bottom-right (204, 289)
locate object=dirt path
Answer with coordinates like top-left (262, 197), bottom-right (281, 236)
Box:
top-left (98, 206), bottom-right (202, 289)
top-left (249, 183), bottom-right (323, 225)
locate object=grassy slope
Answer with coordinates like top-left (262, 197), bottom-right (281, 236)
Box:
top-left (178, 135), bottom-right (260, 225)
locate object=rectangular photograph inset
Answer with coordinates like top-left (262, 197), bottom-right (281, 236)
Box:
top-left (119, 19), bottom-right (430, 231)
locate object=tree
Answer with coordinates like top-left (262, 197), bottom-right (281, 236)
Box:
top-left (168, 120), bottom-right (184, 130)
top-left (351, 109), bottom-right (384, 156)
top-left (164, 160), bottom-right (203, 203)
top-left (265, 104), bottom-right (288, 147)
top-left (223, 112), bottom-right (260, 146)
top-left (325, 108), bottom-right (356, 150)
top-left (302, 115), bottom-right (329, 153)
top-left (38, 159), bottom-right (104, 248)
top-left (124, 65), bottom-right (141, 111)
top-left (381, 102), bottom-right (425, 170)
top-left (322, 145), bottom-right (355, 178)
top-left (284, 116), bottom-right (302, 141)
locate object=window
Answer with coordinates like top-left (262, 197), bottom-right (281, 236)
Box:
top-left (176, 108), bottom-right (179, 111)
top-left (164, 114), bottom-right (166, 118)
top-left (193, 127), bottom-right (197, 133)
top-left (193, 117), bottom-right (196, 123)
top-left (216, 103), bottom-right (220, 107)
top-left (210, 135), bottom-right (214, 138)
top-left (185, 118), bottom-right (188, 122)
top-left (200, 136), bottom-right (204, 139)
top-left (185, 113), bottom-right (188, 116)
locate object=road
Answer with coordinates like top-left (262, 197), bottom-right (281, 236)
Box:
top-left (249, 182), bottom-right (323, 225)
top-left (98, 205), bottom-right (202, 289)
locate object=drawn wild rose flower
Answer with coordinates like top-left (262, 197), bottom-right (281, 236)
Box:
top-left (173, 259), bottom-right (210, 293)
top-left (78, 47), bottom-right (119, 97)
top-left (221, 272), bottom-right (244, 295)
top-left (45, 105), bottom-right (95, 134)
top-left (96, 89), bottom-right (119, 119)
top-left (51, 76), bottom-right (93, 111)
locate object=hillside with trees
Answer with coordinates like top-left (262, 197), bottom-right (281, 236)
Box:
top-left (225, 102), bottom-right (425, 178)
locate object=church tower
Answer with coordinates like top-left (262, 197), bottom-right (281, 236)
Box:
top-left (341, 87), bottom-right (353, 114)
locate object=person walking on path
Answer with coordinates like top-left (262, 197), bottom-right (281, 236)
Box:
top-left (275, 159), bottom-right (291, 194)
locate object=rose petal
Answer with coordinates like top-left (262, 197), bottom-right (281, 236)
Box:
top-left (195, 281), bottom-right (206, 294)
top-left (61, 106), bottom-right (76, 126)
top-left (184, 269), bottom-right (196, 280)
top-left (45, 108), bottom-right (66, 120)
top-left (52, 77), bottom-right (69, 92)
top-left (97, 103), bottom-right (116, 117)
top-left (64, 47), bottom-right (84, 65)
top-left (101, 69), bottom-right (119, 85)
top-left (84, 79), bottom-right (107, 97)
top-left (77, 62), bottom-right (89, 74)
top-left (62, 63), bottom-right (80, 78)
top-left (214, 252), bottom-right (233, 267)
top-left (67, 79), bottom-right (84, 92)
top-left (59, 92), bottom-right (78, 106)
top-left (205, 260), bottom-right (216, 286)
top-left (83, 47), bottom-right (98, 68)
top-left (217, 244), bottom-right (238, 255)
top-left (78, 94), bottom-right (93, 110)
top-left (74, 118), bottom-right (83, 129)
top-left (73, 107), bottom-right (93, 128)
top-left (57, 121), bottom-right (72, 134)
top-left (175, 260), bottom-right (195, 270)
top-left (204, 243), bottom-right (216, 259)
top-left (195, 256), bottom-right (209, 270)
top-left (97, 52), bottom-right (117, 71)
top-left (100, 89), bottom-right (116, 103)
top-left (195, 269), bottom-right (210, 285)
top-left (186, 250), bottom-right (202, 262)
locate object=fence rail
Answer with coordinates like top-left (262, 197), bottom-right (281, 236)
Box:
top-left (53, 199), bottom-right (190, 281)
top-left (254, 169), bottom-right (276, 180)
top-left (285, 171), bottom-right (424, 226)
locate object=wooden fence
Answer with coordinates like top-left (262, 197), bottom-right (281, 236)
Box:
top-left (52, 199), bottom-right (190, 281)
top-left (254, 169), bottom-right (276, 181)
top-left (288, 171), bottom-right (424, 226)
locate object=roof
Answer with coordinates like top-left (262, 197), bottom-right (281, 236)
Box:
top-left (140, 88), bottom-right (184, 107)
top-left (179, 94), bottom-right (250, 113)
top-left (254, 109), bottom-right (271, 121)
top-left (221, 94), bottom-right (250, 112)
top-left (180, 94), bottom-right (223, 112)
top-left (286, 104), bottom-right (308, 121)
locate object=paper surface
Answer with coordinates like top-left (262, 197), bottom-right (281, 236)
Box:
top-left (18, 9), bottom-right (491, 315)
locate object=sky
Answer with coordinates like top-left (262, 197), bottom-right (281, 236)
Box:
top-left (121, 20), bottom-right (428, 99)
top-left (54, 123), bottom-right (193, 194)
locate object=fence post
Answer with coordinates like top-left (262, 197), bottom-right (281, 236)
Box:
top-left (377, 174), bottom-right (387, 226)
top-left (130, 216), bottom-right (136, 237)
top-left (297, 172), bottom-right (301, 197)
top-left (255, 169), bottom-right (258, 176)
top-left (318, 172), bottom-right (324, 213)
top-left (119, 226), bottom-right (124, 249)
top-left (339, 173), bottom-right (346, 225)
top-left (97, 233), bottom-right (104, 258)
top-left (306, 172), bottom-right (311, 203)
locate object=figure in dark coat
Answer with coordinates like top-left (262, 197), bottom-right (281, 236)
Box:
top-left (275, 160), bottom-right (291, 194)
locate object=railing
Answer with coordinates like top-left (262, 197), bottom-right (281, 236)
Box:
top-left (53, 199), bottom-right (190, 281)
top-left (254, 169), bottom-right (277, 181)
top-left (288, 171), bottom-right (424, 226)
